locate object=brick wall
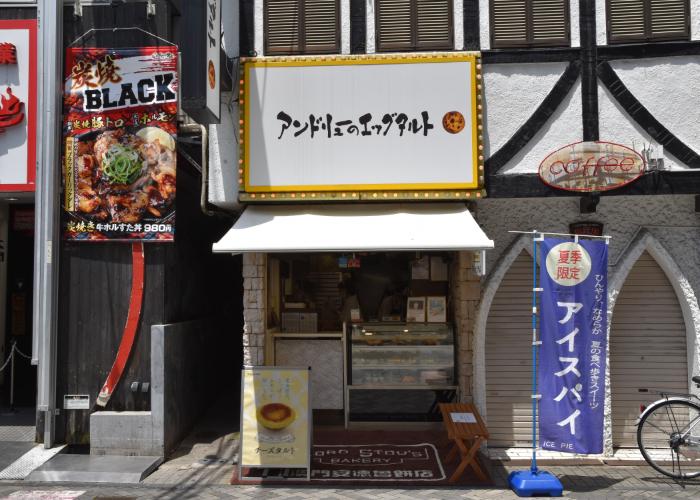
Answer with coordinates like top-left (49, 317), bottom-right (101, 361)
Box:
top-left (242, 252), bottom-right (266, 366)
top-left (451, 250), bottom-right (481, 402)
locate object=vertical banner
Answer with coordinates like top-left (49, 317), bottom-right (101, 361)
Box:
top-left (539, 238), bottom-right (608, 454)
top-left (62, 46), bottom-right (178, 241)
top-left (239, 367), bottom-right (311, 475)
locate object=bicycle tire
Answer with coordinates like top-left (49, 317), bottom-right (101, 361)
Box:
top-left (637, 398), bottom-right (700, 479)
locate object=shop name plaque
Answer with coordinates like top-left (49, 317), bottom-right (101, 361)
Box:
top-left (539, 141), bottom-right (645, 192)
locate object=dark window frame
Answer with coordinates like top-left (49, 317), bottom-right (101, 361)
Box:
top-left (375, 0), bottom-right (455, 53)
top-left (606, 0), bottom-right (690, 44)
top-left (489, 0), bottom-right (571, 49)
top-left (263, 0), bottom-right (341, 55)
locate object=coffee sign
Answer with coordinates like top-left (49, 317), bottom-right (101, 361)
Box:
top-left (539, 141), bottom-right (645, 192)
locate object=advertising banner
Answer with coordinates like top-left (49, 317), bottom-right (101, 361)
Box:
top-left (0, 20), bottom-right (37, 192)
top-left (62, 46), bottom-right (178, 241)
top-left (539, 238), bottom-right (608, 454)
top-left (240, 53), bottom-right (483, 201)
top-left (239, 367), bottom-right (311, 473)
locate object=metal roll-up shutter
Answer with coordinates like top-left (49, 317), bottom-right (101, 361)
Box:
top-left (611, 251), bottom-right (688, 447)
top-left (486, 251), bottom-right (536, 447)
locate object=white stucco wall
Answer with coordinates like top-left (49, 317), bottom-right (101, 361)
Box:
top-left (569, 0), bottom-right (580, 48)
top-left (366, 0), bottom-right (376, 53)
top-left (606, 56), bottom-right (700, 169)
top-left (222, 0), bottom-right (239, 58)
top-left (254, 0), bottom-right (263, 55)
top-left (483, 63), bottom-right (569, 158)
top-left (208, 94), bottom-right (241, 210)
top-left (479, 0), bottom-right (489, 49)
top-left (489, 56), bottom-right (700, 174)
top-left (595, 0), bottom-right (607, 45)
top-left (453, 0), bottom-right (464, 50)
top-left (341, 0), bottom-right (351, 54)
top-left (491, 76), bottom-right (583, 175)
top-left (692, 0), bottom-right (700, 41)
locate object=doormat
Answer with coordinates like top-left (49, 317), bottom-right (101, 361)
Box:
top-left (233, 443), bottom-right (449, 485)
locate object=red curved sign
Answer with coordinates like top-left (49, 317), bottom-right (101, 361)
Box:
top-left (539, 141), bottom-right (646, 192)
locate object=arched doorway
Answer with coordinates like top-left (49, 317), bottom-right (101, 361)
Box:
top-left (485, 251), bottom-right (535, 447)
top-left (610, 251), bottom-right (689, 447)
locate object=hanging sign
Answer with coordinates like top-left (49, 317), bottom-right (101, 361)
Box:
top-left (539, 141), bottom-right (645, 192)
top-left (62, 46), bottom-right (178, 242)
top-left (239, 367), bottom-right (311, 478)
top-left (0, 20), bottom-right (37, 192)
top-left (539, 238), bottom-right (608, 454)
top-left (206, 0), bottom-right (221, 120)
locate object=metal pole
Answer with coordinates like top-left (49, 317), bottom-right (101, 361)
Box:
top-left (531, 234), bottom-right (538, 474)
top-left (35, 0), bottom-right (63, 449)
top-left (10, 343), bottom-right (15, 412)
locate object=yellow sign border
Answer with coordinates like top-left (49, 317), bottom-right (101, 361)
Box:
top-left (239, 52), bottom-right (484, 196)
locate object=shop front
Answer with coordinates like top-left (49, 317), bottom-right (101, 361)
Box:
top-left (215, 204), bottom-right (493, 429)
top-left (214, 52), bottom-right (495, 482)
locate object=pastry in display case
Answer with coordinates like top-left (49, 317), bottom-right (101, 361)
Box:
top-left (348, 323), bottom-right (455, 387)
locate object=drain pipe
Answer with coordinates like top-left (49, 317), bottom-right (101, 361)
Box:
top-left (178, 123), bottom-right (218, 217)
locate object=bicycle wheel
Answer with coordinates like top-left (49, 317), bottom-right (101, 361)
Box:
top-left (637, 399), bottom-right (700, 479)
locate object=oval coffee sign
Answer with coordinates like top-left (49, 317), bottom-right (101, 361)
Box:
top-left (539, 141), bottom-right (645, 192)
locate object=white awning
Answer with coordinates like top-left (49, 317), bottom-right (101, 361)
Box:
top-left (213, 204), bottom-right (493, 254)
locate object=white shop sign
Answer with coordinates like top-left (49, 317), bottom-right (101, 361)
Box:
top-left (242, 53), bottom-right (482, 193)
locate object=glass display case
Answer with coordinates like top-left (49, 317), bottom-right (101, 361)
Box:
top-left (348, 323), bottom-right (455, 387)
top-left (345, 323), bottom-right (457, 425)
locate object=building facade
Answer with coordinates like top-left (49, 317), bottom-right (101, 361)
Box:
top-left (227, 0), bottom-right (700, 459)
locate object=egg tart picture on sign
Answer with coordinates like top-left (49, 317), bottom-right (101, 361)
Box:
top-left (442, 111), bottom-right (465, 134)
top-left (257, 402), bottom-right (296, 431)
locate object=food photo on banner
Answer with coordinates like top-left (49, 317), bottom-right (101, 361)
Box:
top-left (62, 46), bottom-right (178, 242)
top-left (538, 238), bottom-right (608, 454)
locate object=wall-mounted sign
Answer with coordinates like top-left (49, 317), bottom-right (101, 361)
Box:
top-left (63, 394), bottom-right (90, 410)
top-left (239, 53), bottom-right (484, 202)
top-left (569, 222), bottom-right (604, 237)
top-left (0, 20), bottom-right (36, 192)
top-left (62, 46), bottom-right (178, 242)
top-left (206, 0), bottom-right (221, 120)
top-left (539, 141), bottom-right (645, 192)
top-left (239, 367), bottom-right (311, 481)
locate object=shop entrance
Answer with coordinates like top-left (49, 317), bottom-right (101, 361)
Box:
top-left (266, 251), bottom-right (457, 427)
top-left (0, 204), bottom-right (36, 441)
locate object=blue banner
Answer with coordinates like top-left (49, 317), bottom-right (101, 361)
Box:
top-left (539, 238), bottom-right (608, 454)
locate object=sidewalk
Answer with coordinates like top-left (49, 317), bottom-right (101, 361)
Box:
top-left (1, 464), bottom-right (700, 499)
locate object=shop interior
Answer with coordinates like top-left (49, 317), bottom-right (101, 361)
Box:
top-left (0, 204), bottom-right (36, 435)
top-left (266, 251), bottom-right (458, 427)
